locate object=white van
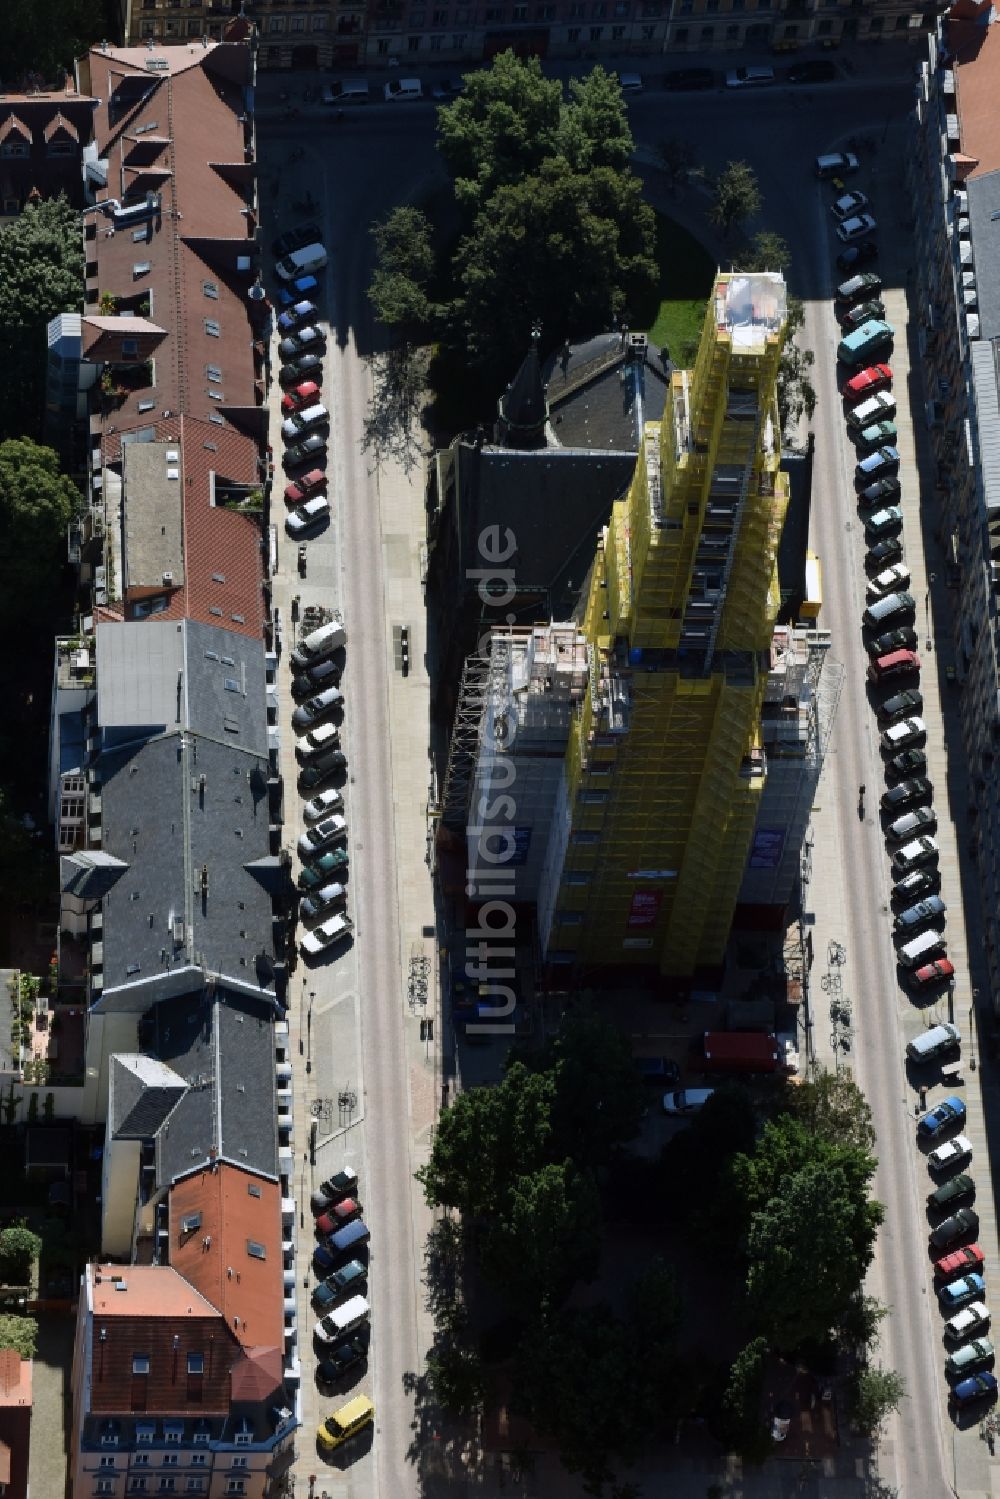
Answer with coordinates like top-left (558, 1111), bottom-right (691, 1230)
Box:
top-left (384, 78), bottom-right (423, 102)
top-left (291, 617), bottom-right (347, 670)
top-left (276, 243), bottom-right (328, 281)
top-left (323, 79), bottom-right (370, 105)
top-left (318, 1294), bottom-right (370, 1339)
top-left (906, 1022), bottom-right (960, 1063)
top-left (897, 928), bottom-right (947, 969)
top-left (847, 393), bottom-right (896, 430)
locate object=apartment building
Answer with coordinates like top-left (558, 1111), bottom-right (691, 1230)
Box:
top-left (40, 35), bottom-right (301, 1493)
top-left (909, 3), bottom-right (1000, 1006)
top-left (0, 89), bottom-right (97, 217)
top-left (116, 1), bottom-right (365, 69)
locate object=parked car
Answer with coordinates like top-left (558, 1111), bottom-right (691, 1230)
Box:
top-left (894, 891), bottom-right (945, 932)
top-left (831, 190), bottom-right (870, 219)
top-left (664, 67), bottom-right (715, 90)
top-left (300, 880), bottom-right (347, 924)
top-left (888, 746), bottom-right (928, 779)
top-left (316, 1199), bottom-right (363, 1236)
top-left (726, 65), bottom-right (775, 87)
top-left (278, 325), bottom-right (325, 360)
top-left (384, 78), bottom-right (423, 101)
top-left (864, 505), bottom-right (903, 538)
top-left (878, 688), bottom-right (923, 722)
top-left (869, 625), bottom-right (918, 656)
top-left (945, 1300), bottom-right (990, 1342)
top-left (277, 300), bottom-right (319, 333)
top-left (272, 222), bottom-right (322, 259)
top-left (941, 1273), bottom-right (987, 1312)
top-left (311, 1169), bottom-right (359, 1213)
top-left (297, 719), bottom-right (341, 758)
top-left (891, 832), bottom-right (938, 870)
top-left (315, 1335), bottom-right (368, 1383)
top-left (866, 563), bottom-right (910, 600)
top-left (857, 449), bottom-right (900, 483)
top-left (893, 865), bottom-right (940, 903)
top-left (312, 1260), bottom-right (368, 1311)
top-left (294, 659), bottom-right (340, 697)
top-left (276, 273), bottom-right (319, 308)
top-left (837, 212), bottom-right (878, 242)
top-left (837, 239), bottom-right (879, 272)
top-left (866, 537), bottom-right (903, 567)
top-left (281, 403), bottom-right (329, 442)
top-left (918, 1096), bottom-right (967, 1140)
top-left (279, 353), bottom-right (323, 385)
top-left (303, 788), bottom-right (344, 823)
top-left (299, 847), bottom-right (349, 889)
top-left (662, 1088), bottom-right (714, 1114)
top-left (836, 273), bottom-right (883, 306)
top-left (301, 912), bottom-right (354, 958)
top-left (859, 477), bottom-right (901, 506)
top-left (945, 1339), bottom-right (995, 1380)
top-left (840, 300), bottom-right (887, 332)
top-left (280, 379), bottom-right (321, 415)
top-left (928, 1135), bottom-right (972, 1173)
top-left (292, 686), bottom-right (343, 732)
top-left (285, 496), bottom-right (330, 536)
top-left (936, 1244), bottom-right (985, 1280)
top-left (950, 1371), bottom-right (997, 1408)
top-left (882, 778), bottom-right (933, 814)
top-left (298, 814), bottom-right (348, 860)
top-left (636, 1056), bottom-right (681, 1086)
top-left (430, 76), bottom-right (464, 98)
top-left (283, 468), bottom-right (326, 506)
top-left (297, 747), bottom-right (348, 792)
top-left (932, 1208), bottom-right (981, 1252)
top-left (857, 419), bottom-right (898, 451)
top-left (283, 433), bottom-right (327, 468)
top-left (930, 1175), bottom-right (976, 1215)
top-left (842, 361), bottom-right (892, 400)
top-left (912, 957), bottom-right (956, 988)
top-left (881, 717), bottom-right (926, 753)
top-left (887, 808), bottom-right (936, 843)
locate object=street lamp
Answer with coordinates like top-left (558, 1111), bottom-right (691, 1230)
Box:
top-left (925, 571), bottom-right (937, 651)
top-left (306, 990), bottom-right (315, 1074)
top-left (970, 988), bottom-right (978, 1072)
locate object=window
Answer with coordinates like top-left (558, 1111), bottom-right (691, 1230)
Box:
top-left (187, 19), bottom-right (202, 35)
top-left (134, 1453), bottom-right (150, 1465)
top-left (0, 140), bottom-right (29, 158)
top-left (377, 38), bottom-right (389, 52)
top-left (202, 281), bottom-right (219, 300)
top-left (96, 1484), bottom-right (115, 1497)
top-left (311, 11), bottom-right (328, 25)
top-left (225, 1483), bottom-right (246, 1497)
top-left (568, 23), bottom-right (580, 36)
top-left (726, 22), bottom-right (737, 36)
top-left (700, 23), bottom-right (713, 36)
top-left (290, 14), bottom-right (305, 28)
top-left (132, 1356), bottom-right (150, 1375)
top-left (204, 319), bottom-right (220, 337)
top-left (512, 4), bottom-right (527, 17)
top-left (611, 23), bottom-right (624, 35)
top-left (246, 1239), bottom-right (266, 1259)
top-left (592, 1), bottom-right (606, 14)
top-left (100, 1457), bottom-right (116, 1469)
top-left (589, 24), bottom-right (602, 37)
top-left (206, 365), bottom-right (222, 383)
top-left (407, 33), bottom-right (421, 47)
top-left (131, 262), bottom-right (151, 279)
top-left (48, 137), bottom-right (75, 157)
top-left (430, 33), bottom-right (444, 47)
top-left (234, 1428), bottom-right (253, 1447)
top-left (181, 1211), bottom-right (202, 1233)
top-left (230, 1458), bottom-right (248, 1470)
top-left (247, 1183), bottom-right (261, 1199)
top-left (162, 1454), bottom-right (179, 1467)
top-left (268, 15), bottom-right (286, 29)
top-left (187, 1353), bottom-right (204, 1375)
top-left (164, 1425), bottom-right (183, 1445)
top-left (432, 7), bottom-right (447, 19)
top-left (129, 1483), bottom-right (148, 1495)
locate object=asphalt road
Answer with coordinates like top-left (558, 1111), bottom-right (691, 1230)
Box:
top-left (259, 59), bottom-right (962, 1496)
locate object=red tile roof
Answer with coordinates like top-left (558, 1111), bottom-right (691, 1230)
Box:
top-left (952, 17), bottom-right (1000, 180)
top-left (169, 1165), bottom-right (284, 1351)
top-left (0, 1353), bottom-right (30, 1406)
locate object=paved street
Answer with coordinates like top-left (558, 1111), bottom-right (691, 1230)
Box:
top-left (252, 53), bottom-right (1000, 1498)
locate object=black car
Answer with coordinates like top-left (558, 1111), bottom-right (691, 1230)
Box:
top-left (297, 745), bottom-right (348, 791)
top-left (664, 67), bottom-right (714, 90)
top-left (930, 1207), bottom-right (980, 1251)
top-left (858, 477), bottom-right (901, 507)
top-left (787, 59), bottom-right (837, 84)
top-left (272, 221), bottom-right (322, 259)
top-left (881, 776), bottom-right (933, 813)
top-left (311, 1169), bottom-right (359, 1213)
top-left (888, 747), bottom-right (929, 780)
top-left (867, 537), bottom-right (902, 568)
top-left (868, 625), bottom-right (918, 657)
top-left (315, 1335), bottom-right (368, 1384)
top-left (836, 239), bottom-right (879, 273)
top-left (279, 354), bottom-right (323, 385)
top-left (284, 433), bottom-right (328, 467)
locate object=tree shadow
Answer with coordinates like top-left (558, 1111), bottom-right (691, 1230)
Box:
top-left (360, 346), bottom-right (430, 477)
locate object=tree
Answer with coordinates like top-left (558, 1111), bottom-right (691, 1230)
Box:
top-left (482, 1161), bottom-right (601, 1307)
top-left (558, 69), bottom-right (634, 176)
top-left (730, 1112), bottom-right (877, 1230)
top-left (661, 1084), bottom-right (758, 1234)
top-left (425, 1329), bottom-right (488, 1415)
top-left (740, 229), bottom-right (791, 274)
top-left (368, 207), bottom-right (436, 340)
top-left (786, 1069), bottom-right (876, 1155)
top-left (745, 1159), bottom-right (884, 1349)
top-left (4, 0), bottom-right (106, 89)
top-left (850, 1366), bottom-right (906, 1437)
top-left (709, 161), bottom-right (763, 239)
top-left (777, 292), bottom-right (816, 437)
top-left (530, 1010), bottom-right (646, 1165)
top-left (717, 1337), bottom-right (770, 1459)
top-left (657, 136), bottom-right (696, 187)
top-left (437, 51), bottom-right (564, 211)
top-left (456, 159), bottom-right (657, 373)
top-left (840, 1294), bottom-right (889, 1355)
top-left (0, 1222), bottom-right (42, 1283)
top-left (0, 439), bottom-right (79, 607)
top-left (360, 346), bottom-right (429, 476)
top-left (0, 1314), bottom-right (37, 1360)
top-left (0, 197), bottom-right (84, 439)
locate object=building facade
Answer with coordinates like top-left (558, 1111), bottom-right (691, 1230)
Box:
top-left (117, 0), bottom-right (937, 68)
top-left (909, 3), bottom-right (1000, 1006)
top-left (536, 273), bottom-right (789, 978)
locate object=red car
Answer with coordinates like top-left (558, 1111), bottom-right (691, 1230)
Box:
top-left (315, 1198), bottom-right (363, 1237)
top-left (842, 363), bottom-right (892, 401)
top-left (280, 379), bottom-right (321, 415)
top-left (283, 467), bottom-right (326, 505)
top-left (935, 1244), bottom-right (985, 1280)
top-left (912, 957), bottom-right (955, 988)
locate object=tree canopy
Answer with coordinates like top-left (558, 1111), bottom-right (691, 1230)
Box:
top-left (710, 161), bottom-right (763, 239)
top-left (368, 207), bottom-right (436, 340)
top-left (0, 438), bottom-right (79, 602)
top-left (0, 1314), bottom-right (37, 1360)
top-left (0, 197), bottom-right (84, 439)
top-left (437, 53), bottom-right (565, 211)
top-left (3, 0), bottom-right (107, 88)
top-left (0, 1222), bottom-right (42, 1283)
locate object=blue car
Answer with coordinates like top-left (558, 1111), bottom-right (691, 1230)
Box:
top-left (918, 1096), bottom-right (967, 1140)
top-left (313, 1243), bottom-right (336, 1276)
top-left (951, 1371), bottom-right (998, 1408)
top-left (857, 446), bottom-right (900, 477)
top-left (276, 274), bottom-right (319, 307)
top-left (939, 1273), bottom-right (986, 1311)
top-left (277, 299), bottom-right (319, 333)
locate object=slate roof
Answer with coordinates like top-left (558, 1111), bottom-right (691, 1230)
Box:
top-left (146, 989), bottom-right (278, 1185)
top-left (60, 851), bottom-right (129, 901)
top-left (109, 1054), bottom-right (187, 1140)
top-left (541, 331), bottom-right (670, 450)
top-left (498, 343), bottom-right (548, 448)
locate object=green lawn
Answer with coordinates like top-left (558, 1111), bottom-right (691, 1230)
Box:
top-left (640, 212), bottom-right (716, 362)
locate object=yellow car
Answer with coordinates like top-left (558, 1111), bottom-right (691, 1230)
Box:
top-left (316, 1395), bottom-right (374, 1452)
